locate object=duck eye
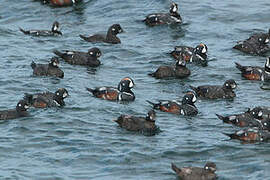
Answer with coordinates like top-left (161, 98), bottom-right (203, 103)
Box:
top-left (57, 92), bottom-right (60, 96)
top-left (112, 28), bottom-right (115, 31)
top-left (18, 103), bottom-right (22, 107)
top-left (90, 52), bottom-right (93, 55)
top-left (259, 38), bottom-right (262, 41)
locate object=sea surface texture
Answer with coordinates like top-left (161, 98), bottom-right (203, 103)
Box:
top-left (0, 0), bottom-right (270, 179)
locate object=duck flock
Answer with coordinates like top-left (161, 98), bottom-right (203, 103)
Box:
top-left (1, 0), bottom-right (270, 179)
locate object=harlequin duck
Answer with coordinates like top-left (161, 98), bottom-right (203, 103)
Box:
top-left (42, 0), bottom-right (82, 6)
top-left (148, 60), bottom-right (190, 79)
top-left (170, 44), bottom-right (208, 66)
top-left (233, 31), bottom-right (270, 56)
top-left (216, 108), bottom-right (270, 130)
top-left (0, 100), bottom-right (29, 120)
top-left (190, 79), bottom-right (237, 99)
top-left (235, 57), bottom-right (270, 81)
top-left (53, 47), bottom-right (101, 67)
top-left (171, 162), bottom-right (217, 180)
top-left (147, 92), bottom-right (198, 116)
top-left (19, 21), bottom-right (62, 36)
top-left (24, 88), bottom-right (69, 108)
top-left (113, 110), bottom-right (160, 136)
top-left (143, 2), bottom-right (182, 26)
top-left (86, 77), bottom-right (135, 102)
top-left (79, 24), bottom-right (124, 44)
top-left (224, 128), bottom-right (270, 142)
top-left (31, 57), bottom-right (64, 78)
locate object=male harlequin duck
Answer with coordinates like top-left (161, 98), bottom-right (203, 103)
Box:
top-left (224, 128), bottom-right (270, 142)
top-left (235, 57), bottom-right (270, 81)
top-left (148, 60), bottom-right (190, 79)
top-left (53, 47), bottom-right (101, 67)
top-left (216, 108), bottom-right (270, 130)
top-left (41, 0), bottom-right (82, 6)
top-left (147, 92), bottom-right (198, 116)
top-left (143, 2), bottom-right (182, 26)
top-left (190, 79), bottom-right (237, 99)
top-left (86, 77), bottom-right (135, 102)
top-left (79, 24), bottom-right (124, 44)
top-left (170, 44), bottom-right (208, 66)
top-left (113, 110), bottom-right (160, 136)
top-left (24, 88), bottom-right (69, 108)
top-left (233, 30), bottom-right (270, 56)
top-left (19, 21), bottom-right (62, 36)
top-left (31, 57), bottom-right (64, 78)
top-left (171, 162), bottom-right (217, 180)
top-left (0, 100), bottom-right (29, 120)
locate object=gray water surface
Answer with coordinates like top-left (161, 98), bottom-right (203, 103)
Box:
top-left (0, 0), bottom-right (270, 179)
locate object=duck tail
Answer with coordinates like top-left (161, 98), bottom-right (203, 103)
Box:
top-left (19, 27), bottom-right (29, 34)
top-left (146, 100), bottom-right (159, 109)
top-left (86, 87), bottom-right (94, 93)
top-left (235, 62), bottom-right (245, 72)
top-left (216, 114), bottom-right (230, 123)
top-left (79, 34), bottom-right (88, 41)
top-left (31, 61), bottom-right (36, 69)
top-left (53, 50), bottom-right (64, 58)
top-left (171, 163), bottom-right (182, 174)
top-left (148, 72), bottom-right (155, 77)
top-left (223, 133), bottom-right (238, 139)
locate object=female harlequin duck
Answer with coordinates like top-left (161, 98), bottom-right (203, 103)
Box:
top-left (19, 21), bottom-right (62, 36)
top-left (171, 162), bottom-right (217, 180)
top-left (143, 2), bottom-right (182, 26)
top-left (79, 24), bottom-right (124, 44)
top-left (24, 88), bottom-right (69, 108)
top-left (224, 128), bottom-right (270, 142)
top-left (113, 110), bottom-right (160, 136)
top-left (53, 47), bottom-right (101, 67)
top-left (216, 108), bottom-right (270, 130)
top-left (170, 44), bottom-right (208, 66)
top-left (235, 57), bottom-right (270, 81)
top-left (233, 30), bottom-right (270, 56)
top-left (31, 57), bottom-right (64, 78)
top-left (148, 60), bottom-right (190, 79)
top-left (41, 0), bottom-right (82, 6)
top-left (0, 100), bottom-right (29, 120)
top-left (86, 77), bottom-right (135, 102)
top-left (190, 79), bottom-right (237, 99)
top-left (147, 92), bottom-right (198, 116)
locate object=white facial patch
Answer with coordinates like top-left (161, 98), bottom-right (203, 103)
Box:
top-left (258, 111), bottom-right (263, 117)
top-left (172, 5), bottom-right (177, 12)
top-left (231, 84), bottom-right (236, 89)
top-left (112, 28), bottom-right (115, 32)
top-left (129, 80), bottom-right (134, 88)
top-left (24, 105), bottom-right (29, 109)
top-left (53, 25), bottom-right (58, 31)
top-left (63, 92), bottom-right (68, 98)
top-left (192, 95), bottom-right (196, 103)
top-left (202, 46), bottom-right (207, 53)
top-left (56, 92), bottom-right (60, 96)
top-left (89, 51), bottom-right (94, 55)
top-left (265, 38), bottom-right (269, 43)
top-left (53, 62), bottom-right (58, 66)
top-left (72, 0), bottom-right (75, 3)
top-left (205, 166), bottom-right (209, 170)
top-left (18, 103), bottom-right (22, 107)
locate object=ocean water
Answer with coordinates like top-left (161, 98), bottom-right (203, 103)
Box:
top-left (0, 0), bottom-right (270, 179)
